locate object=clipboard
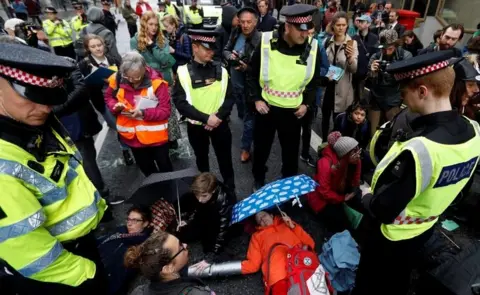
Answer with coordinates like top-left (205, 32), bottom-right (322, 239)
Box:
top-left (84, 67), bottom-right (115, 85)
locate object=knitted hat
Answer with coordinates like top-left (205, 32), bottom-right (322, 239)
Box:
top-left (327, 131), bottom-right (342, 147)
top-left (333, 137), bottom-right (359, 158)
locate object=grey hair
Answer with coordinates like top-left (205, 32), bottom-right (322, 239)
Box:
top-left (120, 51), bottom-right (147, 75)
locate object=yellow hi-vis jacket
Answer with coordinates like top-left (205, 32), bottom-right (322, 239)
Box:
top-left (43, 19), bottom-right (73, 47)
top-left (0, 122), bottom-right (106, 286)
top-left (371, 118), bottom-right (480, 241)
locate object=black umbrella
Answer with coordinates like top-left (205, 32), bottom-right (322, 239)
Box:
top-left (128, 168), bottom-right (199, 206)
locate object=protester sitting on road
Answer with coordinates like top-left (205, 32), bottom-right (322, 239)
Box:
top-left (307, 135), bottom-right (361, 234)
top-left (126, 231), bottom-right (215, 295)
top-left (104, 51), bottom-right (173, 176)
top-left (98, 206), bottom-right (153, 295)
top-left (177, 172), bottom-right (237, 257)
top-left (333, 103), bottom-right (370, 149)
top-left (240, 211), bottom-right (315, 294)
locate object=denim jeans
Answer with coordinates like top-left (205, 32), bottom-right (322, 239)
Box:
top-left (231, 68), bottom-right (246, 119)
top-left (241, 107), bottom-right (255, 152)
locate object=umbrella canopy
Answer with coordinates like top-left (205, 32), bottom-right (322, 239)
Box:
top-left (230, 175), bottom-right (317, 224)
top-left (128, 168), bottom-right (199, 206)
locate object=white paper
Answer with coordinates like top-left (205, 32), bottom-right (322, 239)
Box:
top-left (135, 97), bottom-right (158, 110)
top-left (306, 264), bottom-right (331, 295)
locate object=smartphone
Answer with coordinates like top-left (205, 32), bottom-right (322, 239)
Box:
top-left (346, 40), bottom-right (354, 47)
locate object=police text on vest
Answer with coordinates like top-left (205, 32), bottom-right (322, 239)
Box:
top-left (433, 157), bottom-right (478, 188)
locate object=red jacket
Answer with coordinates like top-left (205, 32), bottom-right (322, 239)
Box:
top-left (104, 67), bottom-right (171, 148)
top-left (307, 145), bottom-right (361, 213)
top-left (135, 2), bottom-right (152, 16)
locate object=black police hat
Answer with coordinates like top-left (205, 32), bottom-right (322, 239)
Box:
top-left (101, 0), bottom-right (112, 5)
top-left (387, 49), bottom-right (457, 81)
top-left (44, 6), bottom-right (58, 13)
top-left (237, 7), bottom-right (257, 18)
top-left (0, 43), bottom-right (76, 105)
top-left (72, 1), bottom-right (83, 8)
top-left (188, 29), bottom-right (218, 50)
top-left (453, 58), bottom-right (480, 82)
top-left (280, 4), bottom-right (316, 31)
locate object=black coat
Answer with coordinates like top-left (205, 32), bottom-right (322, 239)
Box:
top-left (53, 64), bottom-right (102, 141)
top-left (223, 27), bottom-right (262, 65)
top-left (77, 54), bottom-right (121, 114)
top-left (257, 13), bottom-right (277, 32)
top-left (102, 9), bottom-right (117, 34)
top-left (130, 278), bottom-right (213, 295)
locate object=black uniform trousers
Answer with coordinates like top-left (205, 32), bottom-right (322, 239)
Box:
top-left (0, 232), bottom-right (107, 295)
top-left (352, 223), bottom-right (434, 295)
top-left (187, 121), bottom-right (234, 188)
top-left (300, 107), bottom-right (316, 158)
top-left (252, 105), bottom-right (302, 183)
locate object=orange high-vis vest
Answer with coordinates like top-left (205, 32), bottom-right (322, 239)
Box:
top-left (109, 76), bottom-right (169, 145)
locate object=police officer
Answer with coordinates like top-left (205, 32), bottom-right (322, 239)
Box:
top-left (173, 29), bottom-right (235, 189)
top-left (70, 2), bottom-right (88, 43)
top-left (185, 0), bottom-right (204, 29)
top-left (0, 43), bottom-right (107, 294)
top-left (42, 7), bottom-right (76, 59)
top-left (352, 50), bottom-right (480, 295)
top-left (246, 4), bottom-right (325, 191)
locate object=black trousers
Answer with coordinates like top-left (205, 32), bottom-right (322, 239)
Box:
top-left (127, 23), bottom-right (137, 38)
top-left (75, 137), bottom-right (105, 194)
top-left (321, 85), bottom-right (340, 140)
top-left (252, 106), bottom-right (301, 183)
top-left (187, 121), bottom-right (234, 188)
top-left (300, 107), bottom-right (315, 157)
top-left (0, 233), bottom-right (107, 295)
top-left (352, 225), bottom-right (433, 295)
top-left (130, 144), bottom-right (173, 176)
top-left (53, 43), bottom-right (76, 60)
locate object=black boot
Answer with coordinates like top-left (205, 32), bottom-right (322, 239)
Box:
top-left (122, 149), bottom-right (134, 166)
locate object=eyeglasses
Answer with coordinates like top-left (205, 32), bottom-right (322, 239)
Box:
top-left (122, 75), bottom-right (143, 82)
top-left (168, 243), bottom-right (186, 263)
top-left (126, 217), bottom-right (144, 224)
top-left (74, 6), bottom-right (83, 9)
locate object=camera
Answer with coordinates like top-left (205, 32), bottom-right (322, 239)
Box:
top-left (230, 55), bottom-right (248, 67)
top-left (378, 60), bottom-right (389, 72)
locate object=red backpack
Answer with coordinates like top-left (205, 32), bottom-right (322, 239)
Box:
top-left (266, 243), bottom-right (334, 295)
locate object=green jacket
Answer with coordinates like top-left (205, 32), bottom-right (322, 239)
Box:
top-left (130, 34), bottom-right (176, 85)
top-left (122, 5), bottom-right (137, 25)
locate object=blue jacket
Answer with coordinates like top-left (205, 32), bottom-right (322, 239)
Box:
top-left (257, 13), bottom-right (277, 32)
top-left (173, 25), bottom-right (192, 67)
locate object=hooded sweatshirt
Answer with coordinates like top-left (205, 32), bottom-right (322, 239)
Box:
top-left (214, 5), bottom-right (237, 61)
top-left (241, 217), bottom-right (315, 289)
top-left (83, 7), bottom-right (121, 61)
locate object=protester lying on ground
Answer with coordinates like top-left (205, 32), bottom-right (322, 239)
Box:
top-left (126, 231), bottom-right (215, 295)
top-left (240, 211), bottom-right (315, 294)
top-left (307, 135), bottom-right (361, 234)
top-left (97, 205), bottom-right (153, 295)
top-left (176, 172), bottom-right (237, 258)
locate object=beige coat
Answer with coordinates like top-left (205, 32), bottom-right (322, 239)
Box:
top-left (324, 34), bottom-right (358, 113)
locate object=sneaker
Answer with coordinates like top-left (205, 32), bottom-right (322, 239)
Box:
top-left (240, 150), bottom-right (250, 163)
top-left (300, 154), bottom-right (316, 167)
top-left (252, 181), bottom-right (265, 193)
top-left (123, 149), bottom-right (134, 166)
top-left (107, 194), bottom-right (125, 205)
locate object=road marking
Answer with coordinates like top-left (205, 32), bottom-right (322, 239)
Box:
top-left (94, 122), bottom-right (109, 159)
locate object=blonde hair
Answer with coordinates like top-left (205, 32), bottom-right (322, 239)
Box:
top-left (84, 34), bottom-right (105, 54)
top-left (137, 11), bottom-right (166, 52)
top-left (162, 14), bottom-right (179, 29)
top-left (191, 173), bottom-right (218, 195)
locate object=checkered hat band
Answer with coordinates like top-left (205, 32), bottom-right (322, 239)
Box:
top-left (394, 60), bottom-right (449, 81)
top-left (286, 15), bottom-right (312, 24)
top-left (190, 35), bottom-right (216, 43)
top-left (263, 86), bottom-right (302, 98)
top-left (0, 64), bottom-right (63, 88)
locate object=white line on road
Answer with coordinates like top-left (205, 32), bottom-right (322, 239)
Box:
top-left (94, 122), bottom-right (109, 159)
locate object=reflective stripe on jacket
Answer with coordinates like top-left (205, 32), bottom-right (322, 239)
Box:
top-left (371, 118), bottom-right (480, 241)
top-left (0, 125), bottom-right (106, 286)
top-left (259, 31), bottom-right (317, 108)
top-left (110, 77), bottom-right (169, 145)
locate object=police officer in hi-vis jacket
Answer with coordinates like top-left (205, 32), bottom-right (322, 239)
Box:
top-left (352, 50), bottom-right (480, 295)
